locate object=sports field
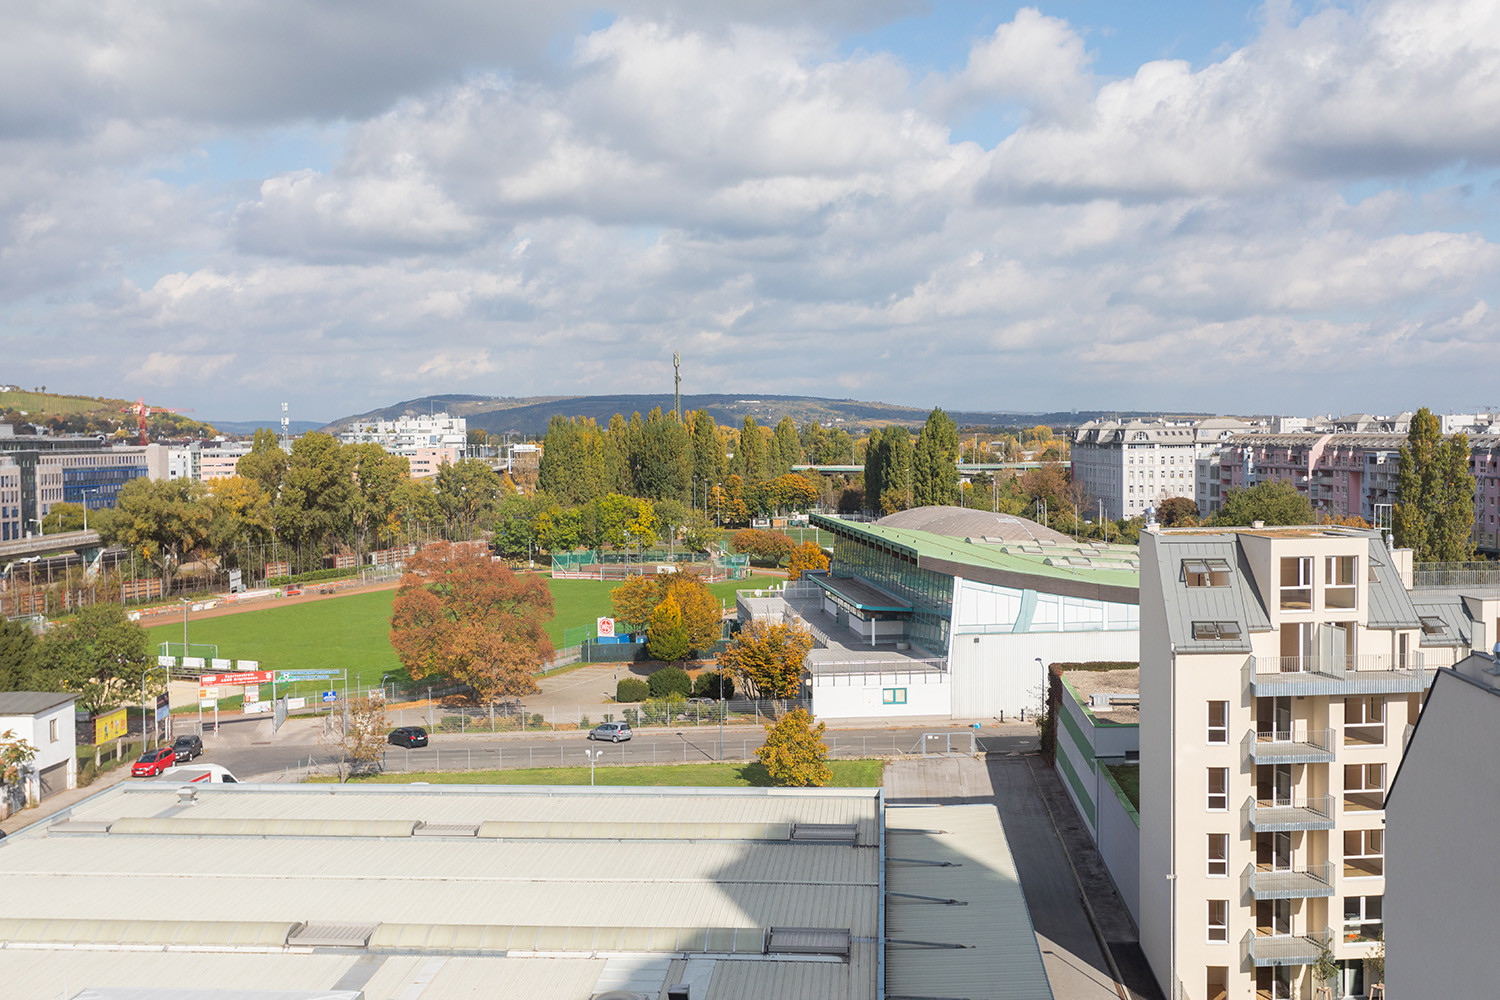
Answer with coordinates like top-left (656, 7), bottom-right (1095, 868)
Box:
top-left (146, 572), bottom-right (780, 690)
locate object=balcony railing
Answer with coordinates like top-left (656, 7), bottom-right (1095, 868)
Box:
top-left (1244, 727), bottom-right (1336, 763)
top-left (1245, 654), bottom-right (1434, 695)
top-left (1245, 926), bottom-right (1332, 967)
top-left (1247, 794), bottom-right (1336, 832)
top-left (1243, 861), bottom-right (1335, 900)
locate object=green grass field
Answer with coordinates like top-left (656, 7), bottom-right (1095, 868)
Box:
top-left (146, 572), bottom-right (782, 692)
top-left (333, 759), bottom-right (885, 787)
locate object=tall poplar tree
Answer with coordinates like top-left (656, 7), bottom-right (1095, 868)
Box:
top-left (912, 408), bottom-right (960, 506)
top-left (1395, 407), bottom-right (1476, 562)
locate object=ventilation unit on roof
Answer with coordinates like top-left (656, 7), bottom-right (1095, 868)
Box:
top-left (592, 993), bottom-right (651, 1000)
top-left (767, 927), bottom-right (852, 958)
top-left (791, 823), bottom-right (858, 845)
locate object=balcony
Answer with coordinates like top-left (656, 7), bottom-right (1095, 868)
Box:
top-left (1247, 795), bottom-right (1336, 832)
top-left (1245, 654), bottom-right (1435, 696)
top-left (1244, 861), bottom-right (1335, 900)
top-left (1245, 927), bottom-right (1332, 967)
top-left (1244, 727), bottom-right (1336, 764)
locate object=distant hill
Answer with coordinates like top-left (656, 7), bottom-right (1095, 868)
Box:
top-left (0, 388), bottom-right (221, 440)
top-left (324, 393), bottom-right (1171, 436)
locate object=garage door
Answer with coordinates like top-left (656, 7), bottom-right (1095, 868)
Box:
top-left (38, 761), bottom-right (68, 799)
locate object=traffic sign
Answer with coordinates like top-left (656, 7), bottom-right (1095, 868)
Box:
top-left (276, 670), bottom-right (339, 682)
top-left (321, 691), bottom-right (338, 703)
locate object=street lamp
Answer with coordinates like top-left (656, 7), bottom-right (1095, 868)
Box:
top-left (178, 597), bottom-right (192, 659)
top-left (142, 663), bottom-right (170, 749)
top-left (584, 747), bottom-right (604, 786)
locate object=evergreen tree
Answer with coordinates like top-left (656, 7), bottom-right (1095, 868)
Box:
top-left (912, 408), bottom-right (960, 506)
top-left (1395, 407), bottom-right (1477, 562)
top-left (690, 410), bottom-right (723, 499)
top-left (738, 416), bottom-right (766, 483)
top-left (770, 417), bottom-right (802, 477)
top-left (636, 408), bottom-right (692, 501)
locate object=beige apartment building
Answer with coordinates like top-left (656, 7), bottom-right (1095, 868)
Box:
top-left (1138, 525), bottom-right (1469, 1000)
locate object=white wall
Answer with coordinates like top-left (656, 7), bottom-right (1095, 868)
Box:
top-left (811, 671), bottom-right (950, 719)
top-left (948, 630), bottom-right (1139, 719)
top-left (0, 701), bottom-right (77, 806)
top-left (1096, 769), bottom-right (1141, 925)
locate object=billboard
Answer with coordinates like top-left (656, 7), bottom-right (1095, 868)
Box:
top-left (155, 693), bottom-right (170, 724)
top-left (93, 707), bottom-right (127, 744)
top-left (199, 670), bottom-right (272, 686)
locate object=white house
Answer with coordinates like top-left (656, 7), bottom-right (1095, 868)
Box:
top-left (0, 691), bottom-right (78, 816)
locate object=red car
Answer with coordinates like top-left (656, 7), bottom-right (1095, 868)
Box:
top-left (132, 746), bottom-right (176, 777)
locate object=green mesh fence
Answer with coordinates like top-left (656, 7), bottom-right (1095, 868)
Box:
top-left (562, 625), bottom-right (594, 648)
top-left (551, 550), bottom-right (600, 573)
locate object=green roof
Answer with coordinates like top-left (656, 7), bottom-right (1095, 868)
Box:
top-left (811, 514), bottom-right (1141, 597)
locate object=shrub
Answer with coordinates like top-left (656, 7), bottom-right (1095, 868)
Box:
top-left (623, 708), bottom-right (640, 727)
top-left (692, 670), bottom-right (735, 700)
top-left (616, 678), bottom-right (649, 702)
top-left (579, 714), bottom-right (590, 728)
top-left (755, 708), bottom-right (831, 787)
top-left (603, 713), bottom-right (614, 724)
top-left (529, 713), bottom-right (546, 729)
top-left (648, 665), bottom-right (692, 699)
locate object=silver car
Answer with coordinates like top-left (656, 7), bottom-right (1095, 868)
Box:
top-left (589, 722), bottom-right (632, 742)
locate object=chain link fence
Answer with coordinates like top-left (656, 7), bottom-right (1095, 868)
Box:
top-left (376, 698), bottom-right (812, 735)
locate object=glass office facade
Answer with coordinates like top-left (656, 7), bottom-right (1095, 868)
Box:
top-left (831, 533), bottom-right (953, 650)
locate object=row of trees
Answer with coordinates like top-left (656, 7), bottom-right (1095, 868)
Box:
top-left (0, 604), bottom-right (153, 714)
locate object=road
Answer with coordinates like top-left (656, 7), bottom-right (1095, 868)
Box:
top-left (202, 715), bottom-right (1040, 779)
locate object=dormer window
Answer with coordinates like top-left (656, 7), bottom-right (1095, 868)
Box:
top-left (1192, 621), bottom-right (1243, 640)
top-left (1418, 616), bottom-right (1445, 636)
top-left (1183, 558), bottom-right (1232, 587)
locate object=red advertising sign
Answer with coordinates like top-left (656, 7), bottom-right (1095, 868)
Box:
top-left (199, 671), bottom-right (273, 685)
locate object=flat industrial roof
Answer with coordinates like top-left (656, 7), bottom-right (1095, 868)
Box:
top-left (0, 783), bottom-right (883, 1000)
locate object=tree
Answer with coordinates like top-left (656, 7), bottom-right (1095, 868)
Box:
top-left (646, 598), bottom-right (691, 662)
top-left (100, 477), bottom-right (213, 590)
top-left (1155, 496), bottom-right (1200, 527)
top-left (653, 498), bottom-right (687, 547)
top-left (612, 572), bottom-right (722, 651)
top-left (731, 528), bottom-right (795, 565)
top-left (237, 427), bottom-right (288, 499)
top-left (434, 458), bottom-right (502, 538)
top-left (636, 408), bottom-right (692, 501)
top-left (647, 663), bottom-right (692, 698)
top-left (1, 728), bottom-right (38, 804)
top-left (765, 473), bottom-right (818, 514)
top-left (865, 425), bottom-right (913, 510)
top-left (719, 619), bottom-right (812, 702)
top-left (1212, 480), bottom-right (1314, 527)
top-left (320, 696), bottom-right (388, 783)
top-left (786, 541), bottom-right (830, 581)
top-left (690, 410), bottom-right (725, 493)
top-left (755, 708), bottom-right (831, 786)
top-left (611, 576), bottom-right (662, 635)
top-left (692, 670), bottom-right (735, 700)
top-left (912, 408), bottom-right (959, 507)
top-left (770, 417), bottom-right (802, 477)
top-left (0, 618), bottom-right (41, 691)
top-left (389, 542), bottom-right (554, 701)
top-left (41, 502), bottom-right (86, 533)
top-left (492, 491), bottom-right (555, 560)
top-left (34, 603), bottom-right (151, 715)
top-left (1395, 407), bottom-right (1477, 562)
top-left (738, 416), bottom-right (766, 482)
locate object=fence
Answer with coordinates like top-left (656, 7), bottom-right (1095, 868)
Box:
top-left (1412, 561), bottom-right (1500, 590)
top-left (377, 698), bottom-right (811, 734)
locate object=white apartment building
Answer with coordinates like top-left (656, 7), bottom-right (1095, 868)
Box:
top-left (1073, 418), bottom-right (1253, 521)
top-left (1138, 525), bottom-right (1469, 1000)
top-left (338, 412), bottom-right (468, 450)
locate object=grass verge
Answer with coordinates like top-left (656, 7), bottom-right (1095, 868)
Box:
top-left (1106, 763), bottom-right (1140, 811)
top-left (326, 759), bottom-right (885, 788)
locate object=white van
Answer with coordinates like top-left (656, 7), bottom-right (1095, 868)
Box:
top-left (158, 763), bottom-right (241, 783)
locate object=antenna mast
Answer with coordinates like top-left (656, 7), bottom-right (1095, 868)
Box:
top-left (673, 352), bottom-right (681, 420)
top-left (280, 402), bottom-right (289, 447)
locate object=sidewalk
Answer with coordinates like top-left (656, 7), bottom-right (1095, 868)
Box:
top-left (1, 764), bottom-right (134, 837)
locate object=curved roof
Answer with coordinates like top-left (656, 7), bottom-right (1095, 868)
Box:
top-left (875, 506), bottom-right (1074, 544)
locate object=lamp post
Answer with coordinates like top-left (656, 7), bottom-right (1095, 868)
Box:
top-left (142, 663), bottom-right (170, 749)
top-left (178, 597), bottom-right (192, 659)
top-left (584, 747), bottom-right (603, 786)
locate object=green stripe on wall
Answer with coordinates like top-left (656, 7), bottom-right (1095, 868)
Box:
top-left (1055, 743), bottom-right (1096, 826)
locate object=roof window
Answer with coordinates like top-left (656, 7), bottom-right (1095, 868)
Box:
top-left (1192, 621), bottom-right (1243, 641)
top-left (1419, 615), bottom-right (1445, 635)
top-left (1183, 558), bottom-right (1232, 587)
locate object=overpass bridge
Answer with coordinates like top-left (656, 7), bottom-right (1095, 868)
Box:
top-left (792, 462), bottom-right (1056, 475)
top-left (0, 529), bottom-right (103, 562)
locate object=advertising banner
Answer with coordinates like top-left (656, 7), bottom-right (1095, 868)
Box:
top-left (243, 685), bottom-right (260, 704)
top-left (596, 617), bottom-right (615, 637)
top-left (211, 658), bottom-right (232, 671)
top-left (93, 707), bottom-right (127, 744)
top-left (183, 657), bottom-right (206, 670)
top-left (157, 655), bottom-right (175, 668)
top-left (275, 670), bottom-right (339, 682)
top-left (155, 693), bottom-right (170, 723)
top-left (199, 671), bottom-right (272, 686)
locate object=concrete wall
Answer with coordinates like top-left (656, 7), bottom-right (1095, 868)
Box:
top-left (1386, 670), bottom-right (1500, 1000)
top-left (1097, 766), bottom-right (1142, 925)
top-left (812, 670), bottom-right (950, 719)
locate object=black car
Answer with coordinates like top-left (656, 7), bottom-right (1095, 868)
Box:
top-left (172, 734), bottom-right (203, 762)
top-left (388, 726), bottom-right (429, 748)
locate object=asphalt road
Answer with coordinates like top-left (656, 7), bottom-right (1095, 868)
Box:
top-left (204, 716), bottom-right (1039, 779)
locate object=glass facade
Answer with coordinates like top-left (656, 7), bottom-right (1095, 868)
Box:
top-left (831, 533), bottom-right (953, 650)
top-left (61, 463), bottom-right (147, 507)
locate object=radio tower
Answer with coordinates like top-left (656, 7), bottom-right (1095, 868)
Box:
top-left (280, 402), bottom-right (289, 447)
top-left (673, 352), bottom-right (681, 420)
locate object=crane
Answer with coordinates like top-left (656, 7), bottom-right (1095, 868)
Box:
top-left (121, 398), bottom-right (194, 445)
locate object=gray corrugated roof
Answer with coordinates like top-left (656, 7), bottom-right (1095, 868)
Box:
top-left (0, 691), bottom-right (78, 715)
top-left (1153, 537), bottom-right (1255, 652)
top-left (1367, 540), bottom-right (1422, 629)
top-left (1409, 594), bottom-right (1471, 647)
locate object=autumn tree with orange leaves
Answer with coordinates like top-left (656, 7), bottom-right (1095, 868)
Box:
top-left (389, 542), bottom-right (554, 701)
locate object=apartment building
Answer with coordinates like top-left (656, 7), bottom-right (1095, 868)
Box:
top-left (1074, 418), bottom-right (1253, 521)
top-left (1139, 525), bottom-right (1469, 1000)
top-left (338, 411), bottom-right (467, 450)
top-left (1217, 432), bottom-right (1500, 553)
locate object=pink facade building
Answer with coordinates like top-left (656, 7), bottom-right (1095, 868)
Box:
top-left (1218, 433), bottom-right (1500, 553)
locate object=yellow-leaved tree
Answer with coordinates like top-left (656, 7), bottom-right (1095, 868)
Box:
top-left (718, 619), bottom-right (812, 707)
top-left (785, 541), bottom-right (829, 581)
top-left (755, 708), bottom-right (831, 787)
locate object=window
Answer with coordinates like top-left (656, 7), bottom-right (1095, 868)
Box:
top-left (1192, 621), bottom-right (1242, 641)
top-left (1206, 967), bottom-right (1228, 1000)
top-left (1344, 829), bottom-right (1383, 877)
top-left (1343, 697), bottom-right (1385, 747)
top-left (1207, 768), bottom-right (1229, 811)
top-left (882, 688), bottom-right (907, 705)
top-left (48, 718), bottom-right (58, 742)
top-left (1344, 895), bottom-right (1383, 942)
top-left (1280, 556), bottom-right (1313, 610)
top-left (1207, 834), bottom-right (1229, 877)
top-left (1183, 558), bottom-right (1232, 587)
top-left (1418, 615), bottom-right (1445, 636)
top-left (1325, 555), bottom-right (1358, 609)
top-left (1207, 701), bottom-right (1228, 744)
top-left (1207, 900), bottom-right (1228, 942)
top-left (1344, 763), bottom-right (1386, 811)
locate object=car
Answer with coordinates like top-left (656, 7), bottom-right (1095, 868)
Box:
top-left (387, 726), bottom-right (429, 748)
top-left (172, 734), bottom-right (203, 762)
top-left (159, 763), bottom-right (240, 783)
top-left (589, 722), bottom-right (632, 742)
top-left (132, 746), bottom-right (177, 777)
top-left (685, 697), bottom-right (717, 705)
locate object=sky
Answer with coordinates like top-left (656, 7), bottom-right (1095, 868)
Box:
top-left (3, 0), bottom-right (1499, 423)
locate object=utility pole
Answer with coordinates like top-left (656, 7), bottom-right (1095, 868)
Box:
top-left (673, 352), bottom-right (681, 421)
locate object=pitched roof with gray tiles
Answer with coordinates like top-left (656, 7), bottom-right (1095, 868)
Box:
top-left (0, 691), bottom-right (78, 715)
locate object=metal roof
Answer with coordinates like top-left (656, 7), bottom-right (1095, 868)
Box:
top-left (0, 691), bottom-right (78, 715)
top-left (1150, 536), bottom-right (1259, 653)
top-left (1409, 594), bottom-right (1472, 647)
top-left (875, 506), bottom-right (1074, 544)
top-left (0, 784), bottom-right (885, 1000)
top-left (1367, 540), bottom-right (1423, 629)
top-left (885, 804), bottom-right (1053, 999)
